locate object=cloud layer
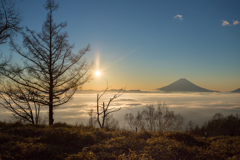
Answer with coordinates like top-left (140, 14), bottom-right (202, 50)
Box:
top-left (0, 92), bottom-right (239, 126)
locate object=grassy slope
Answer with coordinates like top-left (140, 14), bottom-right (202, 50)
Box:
top-left (0, 121), bottom-right (239, 160)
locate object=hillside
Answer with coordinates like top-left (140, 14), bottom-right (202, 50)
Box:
top-left (0, 121), bottom-right (239, 160)
top-left (157, 78), bottom-right (216, 92)
top-left (231, 88), bottom-right (240, 93)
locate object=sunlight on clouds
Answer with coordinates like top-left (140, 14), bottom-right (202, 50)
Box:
top-left (0, 92), bottom-right (239, 126)
top-left (174, 14), bottom-right (183, 20)
top-left (222, 20), bottom-right (230, 26)
top-left (233, 20), bottom-right (240, 25)
top-left (63, 115), bottom-right (88, 119)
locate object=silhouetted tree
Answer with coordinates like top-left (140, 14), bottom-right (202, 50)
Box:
top-left (0, 0), bottom-right (22, 73)
top-left (96, 85), bottom-right (124, 128)
top-left (0, 53), bottom-right (10, 72)
top-left (185, 120), bottom-right (198, 132)
top-left (189, 113), bottom-right (240, 137)
top-left (125, 102), bottom-right (184, 132)
top-left (125, 112), bottom-right (135, 131)
top-left (0, 0), bottom-right (22, 44)
top-left (104, 114), bottom-right (119, 129)
top-left (0, 0), bottom-right (92, 125)
top-left (88, 108), bottom-right (96, 127)
top-left (0, 81), bottom-right (42, 124)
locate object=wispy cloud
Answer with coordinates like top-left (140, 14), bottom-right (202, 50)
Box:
top-left (222, 20), bottom-right (230, 26)
top-left (174, 14), bottom-right (183, 20)
top-left (233, 20), bottom-right (240, 25)
top-left (222, 20), bottom-right (240, 26)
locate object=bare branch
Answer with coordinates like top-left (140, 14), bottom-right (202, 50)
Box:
top-left (0, 0), bottom-right (22, 44)
top-left (0, 82), bottom-right (43, 124)
top-left (95, 85), bottom-right (125, 128)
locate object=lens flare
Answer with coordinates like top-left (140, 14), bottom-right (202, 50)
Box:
top-left (95, 71), bottom-right (101, 76)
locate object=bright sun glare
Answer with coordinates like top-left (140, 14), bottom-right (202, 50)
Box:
top-left (95, 71), bottom-right (101, 76)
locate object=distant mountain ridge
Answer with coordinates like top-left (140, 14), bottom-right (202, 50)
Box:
top-left (231, 88), bottom-right (240, 93)
top-left (157, 78), bottom-right (216, 92)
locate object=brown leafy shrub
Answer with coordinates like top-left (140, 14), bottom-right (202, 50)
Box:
top-left (134, 130), bottom-right (152, 140)
top-left (166, 132), bottom-right (208, 147)
top-left (0, 121), bottom-right (240, 160)
top-left (66, 148), bottom-right (97, 160)
top-left (39, 128), bottom-right (96, 148)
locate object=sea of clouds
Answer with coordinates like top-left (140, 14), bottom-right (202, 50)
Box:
top-left (0, 91), bottom-right (239, 128)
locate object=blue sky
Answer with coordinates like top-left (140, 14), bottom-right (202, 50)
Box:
top-left (2, 0), bottom-right (240, 91)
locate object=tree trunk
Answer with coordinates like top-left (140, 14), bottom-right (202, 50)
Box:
top-left (49, 6), bottom-right (53, 125)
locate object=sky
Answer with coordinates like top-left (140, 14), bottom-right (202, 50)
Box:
top-left (2, 0), bottom-right (240, 91)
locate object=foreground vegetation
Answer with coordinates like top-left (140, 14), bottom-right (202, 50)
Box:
top-left (0, 121), bottom-right (240, 160)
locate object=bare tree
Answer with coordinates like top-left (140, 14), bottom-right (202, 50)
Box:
top-left (0, 0), bottom-right (21, 73)
top-left (0, 0), bottom-right (22, 44)
top-left (0, 0), bottom-right (92, 125)
top-left (124, 102), bottom-right (185, 132)
top-left (124, 113), bottom-right (135, 131)
top-left (135, 111), bottom-right (146, 131)
top-left (185, 120), bottom-right (197, 132)
top-left (104, 114), bottom-right (119, 129)
top-left (189, 113), bottom-right (240, 137)
top-left (0, 53), bottom-right (11, 71)
top-left (96, 85), bottom-right (124, 128)
top-left (143, 105), bottom-right (157, 131)
top-left (88, 108), bottom-right (96, 127)
top-left (0, 81), bottom-right (42, 124)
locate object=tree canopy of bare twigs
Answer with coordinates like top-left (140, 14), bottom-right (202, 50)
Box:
top-left (0, 81), bottom-right (42, 124)
top-left (0, 0), bottom-right (22, 44)
top-left (0, 0), bottom-right (92, 125)
top-left (104, 114), bottom-right (119, 129)
top-left (0, 0), bottom-right (21, 72)
top-left (88, 108), bottom-right (96, 127)
top-left (96, 85), bottom-right (125, 128)
top-left (125, 102), bottom-right (185, 132)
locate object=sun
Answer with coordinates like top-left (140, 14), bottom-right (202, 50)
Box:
top-left (95, 71), bottom-right (101, 76)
